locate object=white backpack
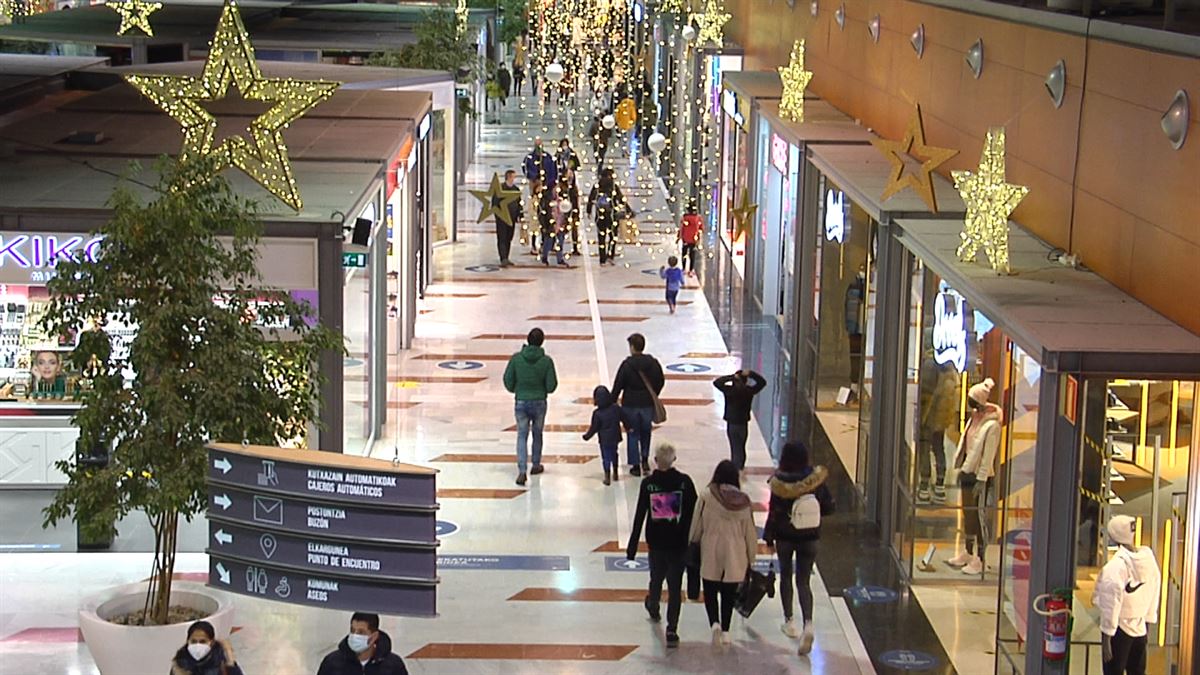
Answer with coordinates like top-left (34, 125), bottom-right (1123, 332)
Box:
top-left (789, 494), bottom-right (821, 530)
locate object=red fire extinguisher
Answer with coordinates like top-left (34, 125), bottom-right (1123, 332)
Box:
top-left (1034, 589), bottom-right (1073, 661)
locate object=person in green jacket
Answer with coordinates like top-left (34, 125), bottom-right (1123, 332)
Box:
top-left (503, 327), bottom-right (558, 486)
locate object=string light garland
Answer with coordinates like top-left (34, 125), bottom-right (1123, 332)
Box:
top-left (870, 103), bottom-right (958, 213)
top-left (953, 127), bottom-right (1027, 274)
top-left (469, 173), bottom-right (522, 227)
top-left (690, 0), bottom-right (730, 46)
top-left (125, 0), bottom-right (339, 211)
top-left (778, 39), bottom-right (813, 123)
top-left (109, 0), bottom-right (162, 36)
top-left (659, 0), bottom-right (685, 13)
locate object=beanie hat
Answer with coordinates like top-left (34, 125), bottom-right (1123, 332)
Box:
top-left (1107, 515), bottom-right (1136, 547)
top-left (968, 378), bottom-right (995, 406)
top-left (654, 443), bottom-right (676, 470)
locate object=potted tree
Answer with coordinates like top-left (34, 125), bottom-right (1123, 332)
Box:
top-left (41, 159), bottom-right (342, 674)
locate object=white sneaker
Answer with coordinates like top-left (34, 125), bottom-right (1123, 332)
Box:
top-left (720, 631), bottom-right (732, 646)
top-left (797, 621), bottom-right (814, 655)
top-left (962, 556), bottom-right (983, 575)
top-left (711, 623), bottom-right (722, 645)
top-left (945, 551), bottom-right (972, 567)
top-left (782, 618), bottom-right (800, 638)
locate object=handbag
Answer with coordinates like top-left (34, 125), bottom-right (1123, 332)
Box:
top-left (637, 370), bottom-right (667, 424)
top-left (735, 565), bottom-right (776, 619)
top-left (685, 542), bottom-right (702, 600)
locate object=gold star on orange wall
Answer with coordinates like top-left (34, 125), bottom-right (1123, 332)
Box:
top-left (778, 40), bottom-right (813, 123)
top-left (469, 173), bottom-right (522, 226)
top-left (125, 0), bottom-right (339, 211)
top-left (870, 104), bottom-right (958, 213)
top-left (729, 189), bottom-right (758, 242)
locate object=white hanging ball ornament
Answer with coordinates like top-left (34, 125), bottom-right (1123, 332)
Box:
top-left (681, 25), bottom-right (697, 42)
top-left (545, 62), bottom-right (565, 84)
top-left (602, 114), bottom-right (616, 129)
top-left (647, 132), bottom-right (667, 154)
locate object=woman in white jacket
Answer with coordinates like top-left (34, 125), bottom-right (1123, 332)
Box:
top-left (688, 459), bottom-right (758, 646)
top-left (947, 378), bottom-right (1002, 576)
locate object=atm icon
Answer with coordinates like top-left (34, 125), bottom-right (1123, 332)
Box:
top-left (252, 496), bottom-right (283, 525)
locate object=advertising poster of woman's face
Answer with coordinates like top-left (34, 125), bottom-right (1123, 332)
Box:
top-left (33, 350), bottom-right (62, 382)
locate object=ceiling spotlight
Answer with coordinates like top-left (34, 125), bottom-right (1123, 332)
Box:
top-left (911, 24), bottom-right (924, 58)
top-left (1161, 89), bottom-right (1189, 150)
top-left (966, 39), bottom-right (984, 79)
top-left (1044, 60), bottom-right (1066, 109)
top-left (835, 3), bottom-right (845, 29)
top-left (810, 0), bottom-right (817, 17)
top-left (868, 14), bottom-right (880, 43)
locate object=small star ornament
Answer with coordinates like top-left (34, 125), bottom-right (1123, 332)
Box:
top-left (729, 190), bottom-right (758, 242)
top-left (778, 40), bottom-right (813, 123)
top-left (125, 0), bottom-right (340, 211)
top-left (110, 0), bottom-right (162, 36)
top-left (469, 173), bottom-right (522, 227)
top-left (953, 128), bottom-right (1028, 274)
top-left (691, 0), bottom-right (731, 46)
top-left (870, 104), bottom-right (958, 213)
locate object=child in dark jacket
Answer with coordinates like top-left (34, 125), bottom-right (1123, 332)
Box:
top-left (583, 385), bottom-right (625, 485)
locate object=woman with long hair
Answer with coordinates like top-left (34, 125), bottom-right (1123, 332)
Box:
top-left (688, 459), bottom-right (757, 646)
top-left (170, 620), bottom-right (243, 675)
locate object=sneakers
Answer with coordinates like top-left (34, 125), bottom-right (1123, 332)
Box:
top-left (945, 550), bottom-right (972, 568)
top-left (916, 485), bottom-right (931, 504)
top-left (629, 465), bottom-right (642, 477)
top-left (515, 472), bottom-right (527, 486)
top-left (720, 631), bottom-right (732, 646)
top-left (933, 483), bottom-right (947, 504)
top-left (603, 469), bottom-right (611, 486)
top-left (710, 623), bottom-right (722, 645)
top-left (782, 618), bottom-right (800, 638)
top-left (641, 461), bottom-right (651, 474)
top-left (797, 621), bottom-right (814, 655)
top-left (644, 595), bottom-right (661, 623)
top-left (530, 464), bottom-right (545, 475)
top-left (962, 556), bottom-right (984, 575)
top-left (666, 631), bottom-right (679, 648)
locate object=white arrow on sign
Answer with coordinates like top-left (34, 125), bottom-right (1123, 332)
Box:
top-left (213, 529), bottom-right (233, 545)
top-left (617, 560), bottom-right (643, 569)
top-left (673, 364), bottom-right (705, 373)
top-left (213, 457), bottom-right (232, 474)
top-left (215, 562), bottom-right (231, 585)
top-left (443, 361), bottom-right (476, 370)
top-left (213, 494), bottom-right (232, 510)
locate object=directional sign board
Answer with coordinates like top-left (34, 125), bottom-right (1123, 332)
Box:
top-left (666, 363), bottom-right (711, 373)
top-left (606, 556), bottom-right (772, 573)
top-left (205, 443), bottom-right (439, 617)
top-left (342, 252), bottom-right (368, 268)
top-left (844, 585), bottom-right (899, 604)
top-left (437, 360), bottom-right (484, 371)
top-left (877, 650), bottom-right (939, 670)
top-left (464, 264), bottom-right (500, 273)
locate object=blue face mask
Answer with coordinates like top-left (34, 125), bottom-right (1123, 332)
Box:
top-left (347, 633), bottom-right (371, 654)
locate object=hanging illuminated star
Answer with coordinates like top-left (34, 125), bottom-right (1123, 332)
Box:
top-left (953, 128), bottom-right (1028, 274)
top-left (469, 173), bottom-right (522, 227)
top-left (125, 0), bottom-right (340, 211)
top-left (729, 190), bottom-right (758, 242)
top-left (109, 0), bottom-right (162, 36)
top-left (870, 104), bottom-right (958, 213)
top-left (691, 0), bottom-right (730, 46)
top-left (659, 0), bottom-right (685, 13)
top-left (778, 40), bottom-right (813, 123)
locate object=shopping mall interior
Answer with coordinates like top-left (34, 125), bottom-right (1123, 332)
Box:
top-left (0, 0), bottom-right (1197, 673)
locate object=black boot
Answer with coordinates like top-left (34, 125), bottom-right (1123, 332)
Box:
top-left (603, 468), bottom-right (611, 486)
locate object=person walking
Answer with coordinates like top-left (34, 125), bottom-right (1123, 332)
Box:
top-left (522, 137), bottom-right (558, 199)
top-left (317, 612), bottom-right (409, 675)
top-left (660, 256), bottom-right (683, 314)
top-left (626, 443), bottom-right (698, 648)
top-left (582, 385), bottom-right (624, 485)
top-left (494, 169), bottom-right (523, 267)
top-left (502, 328), bottom-right (558, 486)
top-left (712, 369), bottom-right (767, 470)
top-left (611, 333), bottom-right (664, 476)
top-left (496, 62), bottom-right (512, 108)
top-left (563, 166), bottom-right (582, 255)
top-left (678, 202), bottom-right (703, 276)
top-left (169, 620), bottom-right (244, 675)
top-left (513, 34), bottom-right (528, 95)
top-left (689, 459), bottom-right (758, 647)
top-left (587, 168), bottom-right (628, 266)
top-left (587, 113), bottom-right (612, 167)
top-left (762, 441), bottom-right (835, 655)
top-left (539, 179), bottom-right (572, 267)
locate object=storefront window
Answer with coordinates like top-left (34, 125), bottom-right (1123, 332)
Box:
top-left (429, 110), bottom-right (450, 245)
top-left (343, 205), bottom-right (374, 455)
top-left (717, 95), bottom-right (748, 278)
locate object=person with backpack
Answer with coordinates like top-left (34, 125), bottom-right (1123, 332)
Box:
top-left (688, 459), bottom-right (758, 647)
top-left (587, 168), bottom-right (628, 266)
top-left (762, 441), bottom-right (835, 656)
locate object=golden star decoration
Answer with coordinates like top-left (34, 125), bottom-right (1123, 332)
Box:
top-left (870, 104), bottom-right (958, 213)
top-left (125, 0), bottom-right (339, 211)
top-left (729, 190), bottom-right (758, 242)
top-left (778, 39), bottom-right (813, 123)
top-left (690, 0), bottom-right (730, 46)
top-left (469, 173), bottom-right (522, 227)
top-left (953, 127), bottom-right (1028, 274)
top-left (109, 0), bottom-right (162, 36)
top-left (659, 0), bottom-right (684, 13)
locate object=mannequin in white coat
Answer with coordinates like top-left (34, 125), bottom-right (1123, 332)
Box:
top-left (1093, 515), bottom-right (1161, 675)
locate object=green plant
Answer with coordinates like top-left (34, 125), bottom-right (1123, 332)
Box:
top-left (367, 0), bottom-right (481, 80)
top-left (496, 0), bottom-right (528, 46)
top-left (41, 158), bottom-right (342, 626)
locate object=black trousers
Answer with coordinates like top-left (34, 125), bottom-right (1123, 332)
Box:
top-left (681, 242), bottom-right (698, 273)
top-left (647, 547), bottom-right (686, 631)
top-left (1104, 629), bottom-right (1147, 675)
top-left (496, 221), bottom-right (514, 262)
top-left (959, 474), bottom-right (993, 561)
top-left (597, 220), bottom-right (616, 263)
top-left (777, 539), bottom-right (819, 622)
top-left (702, 579), bottom-right (740, 631)
top-left (726, 422), bottom-right (748, 470)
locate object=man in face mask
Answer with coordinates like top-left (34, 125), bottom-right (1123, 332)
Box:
top-left (317, 611), bottom-right (409, 675)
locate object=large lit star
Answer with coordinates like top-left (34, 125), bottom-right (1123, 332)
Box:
top-left (125, 0), bottom-right (340, 211)
top-left (469, 173), bottom-right (522, 227)
top-left (109, 0), bottom-right (162, 36)
top-left (729, 189), bottom-right (757, 242)
top-left (691, 0), bottom-right (730, 46)
top-left (953, 128), bottom-right (1028, 274)
top-left (778, 40), bottom-right (813, 123)
top-left (870, 104), bottom-right (958, 213)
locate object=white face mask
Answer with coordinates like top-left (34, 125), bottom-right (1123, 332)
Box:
top-left (187, 643), bottom-right (212, 661)
top-left (347, 633), bottom-right (371, 654)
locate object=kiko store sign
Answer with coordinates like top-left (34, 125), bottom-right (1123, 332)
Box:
top-left (0, 233), bottom-right (104, 284)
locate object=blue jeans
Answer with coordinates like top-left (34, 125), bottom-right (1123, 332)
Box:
top-left (514, 399), bottom-right (547, 474)
top-left (599, 442), bottom-right (618, 472)
top-left (625, 406), bottom-right (654, 467)
top-left (540, 230), bottom-right (565, 264)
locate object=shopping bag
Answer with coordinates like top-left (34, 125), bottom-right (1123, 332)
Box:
top-left (735, 566), bottom-right (776, 618)
top-left (638, 370), bottom-right (667, 424)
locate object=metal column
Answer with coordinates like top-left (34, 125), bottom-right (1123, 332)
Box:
top-left (317, 225), bottom-right (345, 454)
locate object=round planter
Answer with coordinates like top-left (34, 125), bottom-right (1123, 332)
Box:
top-left (79, 581), bottom-right (235, 675)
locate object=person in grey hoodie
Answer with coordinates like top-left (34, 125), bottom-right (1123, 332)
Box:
top-left (688, 459), bottom-right (758, 646)
top-left (762, 441), bottom-right (835, 655)
top-left (502, 328), bottom-right (558, 486)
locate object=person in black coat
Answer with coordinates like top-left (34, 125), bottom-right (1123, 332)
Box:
top-left (496, 63), bottom-right (512, 107)
top-left (582, 385), bottom-right (626, 485)
top-left (316, 612), bottom-right (409, 675)
top-left (494, 169), bottom-right (523, 267)
top-left (713, 369), bottom-right (767, 470)
top-left (611, 332), bottom-right (664, 476)
top-left (169, 620), bottom-right (244, 675)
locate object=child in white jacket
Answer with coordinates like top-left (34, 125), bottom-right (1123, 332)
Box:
top-left (1092, 515), bottom-right (1161, 675)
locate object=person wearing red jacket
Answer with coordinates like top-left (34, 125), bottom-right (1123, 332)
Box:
top-left (678, 203), bottom-right (703, 277)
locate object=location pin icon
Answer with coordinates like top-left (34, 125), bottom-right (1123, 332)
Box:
top-left (260, 534), bottom-right (277, 559)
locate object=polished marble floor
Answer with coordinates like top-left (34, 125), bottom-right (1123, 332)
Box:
top-left (0, 95), bottom-right (878, 674)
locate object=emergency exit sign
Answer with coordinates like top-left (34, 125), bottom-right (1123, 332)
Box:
top-left (342, 252), bottom-right (367, 268)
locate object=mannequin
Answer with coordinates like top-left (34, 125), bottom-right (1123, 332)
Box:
top-left (1093, 515), bottom-right (1161, 675)
top-left (844, 266), bottom-right (866, 386)
top-left (917, 356), bottom-right (959, 504)
top-left (946, 377), bottom-right (1002, 575)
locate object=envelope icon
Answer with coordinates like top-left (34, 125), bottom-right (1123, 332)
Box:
top-left (252, 496), bottom-right (283, 525)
